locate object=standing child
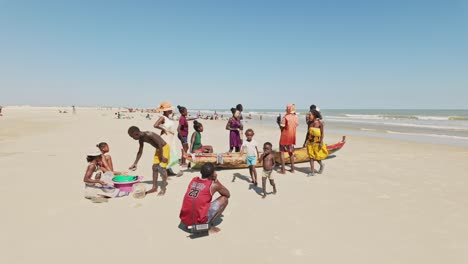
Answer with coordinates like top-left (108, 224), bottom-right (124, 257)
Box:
top-left (303, 110), bottom-right (328, 176)
top-left (226, 108), bottom-right (243, 152)
top-left (259, 142), bottom-right (277, 198)
top-left (128, 126), bottom-right (169, 195)
top-left (241, 129), bottom-right (259, 185)
top-left (177, 105), bottom-right (197, 168)
top-left (190, 120), bottom-right (214, 153)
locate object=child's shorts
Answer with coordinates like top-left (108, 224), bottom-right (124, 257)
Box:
top-left (154, 144), bottom-right (170, 168)
top-left (178, 134), bottom-right (188, 144)
top-left (262, 169), bottom-right (273, 179)
top-left (246, 156), bottom-right (257, 166)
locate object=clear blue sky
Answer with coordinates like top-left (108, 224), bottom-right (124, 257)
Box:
top-left (1, 0), bottom-right (467, 109)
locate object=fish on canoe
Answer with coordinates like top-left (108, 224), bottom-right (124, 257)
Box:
top-left (183, 136), bottom-right (346, 169)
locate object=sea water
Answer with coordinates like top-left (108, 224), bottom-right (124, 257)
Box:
top-left (191, 109), bottom-right (468, 147)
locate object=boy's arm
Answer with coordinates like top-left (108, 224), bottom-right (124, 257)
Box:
top-left (256, 146), bottom-right (259, 159)
top-left (130, 140), bottom-right (144, 169)
top-left (213, 181), bottom-right (230, 198)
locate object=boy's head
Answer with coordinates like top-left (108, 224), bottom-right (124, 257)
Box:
top-left (245, 128), bottom-right (254, 141)
top-left (236, 104), bottom-right (243, 112)
top-left (128, 126), bottom-right (141, 140)
top-left (96, 142), bottom-right (109, 153)
top-left (263, 142), bottom-right (272, 154)
top-left (201, 162), bottom-right (217, 179)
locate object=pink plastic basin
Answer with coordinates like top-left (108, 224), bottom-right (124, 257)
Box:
top-left (112, 176), bottom-right (143, 192)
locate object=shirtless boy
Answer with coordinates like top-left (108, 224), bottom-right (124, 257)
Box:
top-left (259, 142), bottom-right (277, 198)
top-left (128, 126), bottom-right (169, 195)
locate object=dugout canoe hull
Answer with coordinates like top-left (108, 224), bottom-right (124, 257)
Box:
top-left (184, 136), bottom-right (346, 169)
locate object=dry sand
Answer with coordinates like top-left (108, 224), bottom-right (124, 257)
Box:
top-left (1, 107), bottom-right (468, 264)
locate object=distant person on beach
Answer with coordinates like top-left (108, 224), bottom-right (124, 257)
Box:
top-left (179, 162), bottom-right (230, 233)
top-left (259, 142), bottom-right (277, 198)
top-left (154, 102), bottom-right (180, 176)
top-left (304, 110), bottom-right (328, 176)
top-left (241, 129), bottom-right (259, 185)
top-left (72, 105), bottom-right (76, 114)
top-left (128, 126), bottom-right (169, 195)
top-left (236, 104), bottom-right (244, 122)
top-left (0, 106), bottom-right (3, 116)
top-left (226, 108), bottom-right (243, 152)
top-left (97, 142), bottom-right (114, 172)
top-left (278, 104), bottom-right (299, 174)
top-left (177, 105), bottom-right (196, 168)
top-left (190, 120), bottom-right (213, 153)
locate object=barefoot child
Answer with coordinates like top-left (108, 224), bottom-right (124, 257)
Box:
top-left (303, 110), bottom-right (328, 176)
top-left (177, 105), bottom-right (191, 168)
top-left (259, 142), bottom-right (277, 198)
top-left (190, 120), bottom-right (213, 153)
top-left (241, 129), bottom-right (259, 185)
top-left (128, 126), bottom-right (169, 195)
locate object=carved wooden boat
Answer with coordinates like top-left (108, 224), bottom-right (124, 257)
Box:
top-left (183, 136), bottom-right (346, 169)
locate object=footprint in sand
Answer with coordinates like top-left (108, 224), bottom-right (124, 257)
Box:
top-left (292, 249), bottom-right (304, 256)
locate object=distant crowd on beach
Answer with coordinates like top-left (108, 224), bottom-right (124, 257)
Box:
top-left (83, 101), bottom-right (329, 233)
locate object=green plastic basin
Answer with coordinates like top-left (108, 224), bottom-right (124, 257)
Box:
top-left (112, 175), bottom-right (138, 182)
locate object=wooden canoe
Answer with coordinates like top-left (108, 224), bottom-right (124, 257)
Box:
top-left (184, 136), bottom-right (346, 169)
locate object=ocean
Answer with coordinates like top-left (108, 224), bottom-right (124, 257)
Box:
top-left (191, 109), bottom-right (468, 147)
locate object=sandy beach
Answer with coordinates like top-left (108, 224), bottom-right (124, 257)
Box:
top-left (1, 106), bottom-right (468, 264)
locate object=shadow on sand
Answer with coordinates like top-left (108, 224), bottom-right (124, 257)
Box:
top-left (177, 215), bottom-right (225, 239)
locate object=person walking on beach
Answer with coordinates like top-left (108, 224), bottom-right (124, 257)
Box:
top-left (278, 104), bottom-right (299, 174)
top-left (154, 102), bottom-right (181, 176)
top-left (179, 162), bottom-right (230, 233)
top-left (128, 126), bottom-right (169, 195)
top-left (226, 108), bottom-right (243, 152)
top-left (241, 129), bottom-right (259, 185)
top-left (303, 110), bottom-right (328, 176)
top-left (259, 142), bottom-right (277, 198)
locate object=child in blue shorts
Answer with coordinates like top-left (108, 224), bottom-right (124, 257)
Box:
top-left (241, 129), bottom-right (259, 185)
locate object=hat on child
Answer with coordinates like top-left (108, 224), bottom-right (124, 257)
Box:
top-left (87, 151), bottom-right (102, 157)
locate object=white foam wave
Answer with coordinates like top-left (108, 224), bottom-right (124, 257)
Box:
top-left (386, 131), bottom-right (468, 141)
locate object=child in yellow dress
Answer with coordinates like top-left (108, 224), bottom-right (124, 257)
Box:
top-left (304, 110), bottom-right (328, 176)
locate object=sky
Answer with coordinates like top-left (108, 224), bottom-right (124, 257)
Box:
top-left (0, 0), bottom-right (467, 109)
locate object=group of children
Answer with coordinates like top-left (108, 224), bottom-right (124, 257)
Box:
top-left (84, 102), bottom-right (327, 200)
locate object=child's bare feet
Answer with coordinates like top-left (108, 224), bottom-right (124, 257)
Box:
top-left (157, 189), bottom-right (166, 196)
top-left (318, 164), bottom-right (325, 174)
top-left (278, 170), bottom-right (286, 174)
top-left (262, 193), bottom-right (266, 199)
top-left (273, 188), bottom-right (277, 194)
top-left (146, 188), bottom-right (158, 194)
top-left (209, 226), bottom-right (221, 234)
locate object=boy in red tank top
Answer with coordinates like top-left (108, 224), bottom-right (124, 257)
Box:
top-left (179, 163), bottom-right (230, 233)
